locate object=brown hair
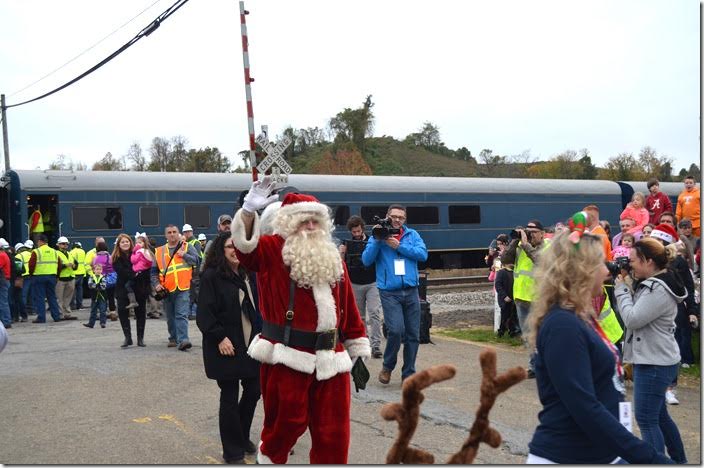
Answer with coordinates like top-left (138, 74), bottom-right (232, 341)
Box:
top-left (346, 215), bottom-right (365, 231)
top-left (632, 237), bottom-right (675, 270)
top-left (647, 178), bottom-right (659, 189)
top-left (111, 233), bottom-right (134, 264)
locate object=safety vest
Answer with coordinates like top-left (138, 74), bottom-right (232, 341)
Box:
top-left (513, 240), bottom-right (550, 302)
top-left (32, 245), bottom-right (59, 276)
top-left (43, 211), bottom-right (53, 233)
top-left (155, 244), bottom-right (193, 292)
top-left (17, 250), bottom-right (31, 276)
top-left (70, 247), bottom-right (87, 275)
top-left (598, 288), bottom-right (623, 344)
top-left (30, 209), bottom-right (44, 233)
top-left (57, 250), bottom-right (75, 279)
top-left (85, 248), bottom-right (96, 272)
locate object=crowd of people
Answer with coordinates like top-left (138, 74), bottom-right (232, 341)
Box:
top-left (0, 174), bottom-right (699, 464)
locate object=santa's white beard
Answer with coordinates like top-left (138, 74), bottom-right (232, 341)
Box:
top-left (282, 229), bottom-right (344, 288)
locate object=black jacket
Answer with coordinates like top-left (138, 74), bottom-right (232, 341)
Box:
top-left (196, 267), bottom-right (261, 381)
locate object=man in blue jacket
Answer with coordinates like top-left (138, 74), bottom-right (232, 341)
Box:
top-left (362, 205), bottom-right (428, 384)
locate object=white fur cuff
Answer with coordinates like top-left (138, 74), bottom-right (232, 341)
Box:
top-left (232, 208), bottom-right (260, 254)
top-left (257, 441), bottom-right (273, 464)
top-left (344, 337), bottom-right (372, 359)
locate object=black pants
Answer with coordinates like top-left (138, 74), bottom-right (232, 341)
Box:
top-left (107, 287), bottom-right (116, 312)
top-left (116, 273), bottom-right (149, 339)
top-left (216, 377), bottom-right (261, 462)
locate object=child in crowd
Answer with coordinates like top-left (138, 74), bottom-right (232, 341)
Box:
top-left (127, 234), bottom-right (154, 310)
top-left (611, 232), bottom-right (634, 259)
top-left (495, 249), bottom-right (520, 338)
top-left (619, 192), bottom-right (649, 233)
top-left (642, 223), bottom-right (655, 237)
top-left (84, 264), bottom-right (107, 328)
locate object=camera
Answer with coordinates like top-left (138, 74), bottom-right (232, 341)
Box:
top-left (606, 256), bottom-right (631, 278)
top-left (371, 216), bottom-right (401, 240)
top-left (153, 288), bottom-right (169, 301)
top-left (509, 226), bottom-right (524, 240)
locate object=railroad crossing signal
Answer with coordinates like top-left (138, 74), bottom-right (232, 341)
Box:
top-left (255, 132), bottom-right (292, 184)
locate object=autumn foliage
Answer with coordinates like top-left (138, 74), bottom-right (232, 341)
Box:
top-left (310, 149), bottom-right (372, 175)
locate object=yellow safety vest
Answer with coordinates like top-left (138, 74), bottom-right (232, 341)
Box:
top-left (598, 288), bottom-right (623, 344)
top-left (85, 248), bottom-right (96, 273)
top-left (57, 250), bottom-right (75, 279)
top-left (513, 240), bottom-right (550, 302)
top-left (31, 209), bottom-right (44, 233)
top-left (33, 245), bottom-right (59, 276)
top-left (70, 247), bottom-right (87, 275)
top-left (17, 250), bottom-right (31, 276)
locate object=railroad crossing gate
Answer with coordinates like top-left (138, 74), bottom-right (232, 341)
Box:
top-left (256, 132), bottom-right (292, 184)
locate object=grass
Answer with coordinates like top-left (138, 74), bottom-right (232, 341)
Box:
top-left (435, 326), bottom-right (524, 347)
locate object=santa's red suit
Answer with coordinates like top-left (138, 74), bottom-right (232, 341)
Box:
top-left (232, 192), bottom-right (370, 464)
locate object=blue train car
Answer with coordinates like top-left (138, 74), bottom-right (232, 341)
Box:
top-left (1, 169), bottom-right (629, 269)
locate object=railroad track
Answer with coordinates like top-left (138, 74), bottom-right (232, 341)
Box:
top-left (426, 275), bottom-right (493, 290)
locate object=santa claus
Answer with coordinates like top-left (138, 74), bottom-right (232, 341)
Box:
top-left (231, 177), bottom-right (371, 464)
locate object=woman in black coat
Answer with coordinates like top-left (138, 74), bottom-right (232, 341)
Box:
top-left (197, 232), bottom-right (261, 464)
top-left (112, 233), bottom-right (148, 348)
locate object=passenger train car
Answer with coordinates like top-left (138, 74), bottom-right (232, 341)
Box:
top-left (1, 169), bottom-right (684, 269)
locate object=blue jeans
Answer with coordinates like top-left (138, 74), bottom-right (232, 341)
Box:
top-left (633, 364), bottom-right (686, 464)
top-left (22, 276), bottom-right (35, 313)
top-left (88, 297), bottom-right (107, 327)
top-left (379, 287), bottom-right (420, 379)
top-left (32, 275), bottom-right (61, 322)
top-left (73, 275), bottom-right (84, 309)
top-left (163, 289), bottom-right (190, 345)
top-left (0, 279), bottom-right (11, 326)
top-left (516, 300), bottom-right (536, 371)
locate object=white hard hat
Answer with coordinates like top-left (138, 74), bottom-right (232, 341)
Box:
top-left (182, 224), bottom-right (193, 232)
top-left (14, 243), bottom-right (24, 251)
top-left (57, 236), bottom-right (69, 244)
top-left (24, 240), bottom-right (34, 248)
top-left (197, 233), bottom-right (207, 241)
top-left (0, 238), bottom-right (9, 249)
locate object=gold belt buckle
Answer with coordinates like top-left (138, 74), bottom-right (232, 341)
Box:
top-left (328, 329), bottom-right (338, 348)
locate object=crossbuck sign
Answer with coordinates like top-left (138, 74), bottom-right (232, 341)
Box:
top-left (256, 132), bottom-right (292, 184)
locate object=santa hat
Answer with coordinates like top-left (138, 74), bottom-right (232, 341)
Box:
top-left (273, 192), bottom-right (330, 239)
top-left (651, 223), bottom-right (679, 245)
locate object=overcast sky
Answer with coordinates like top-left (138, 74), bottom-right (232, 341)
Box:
top-left (0, 0), bottom-right (699, 173)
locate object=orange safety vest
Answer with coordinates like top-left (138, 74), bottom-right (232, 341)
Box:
top-left (155, 244), bottom-right (193, 292)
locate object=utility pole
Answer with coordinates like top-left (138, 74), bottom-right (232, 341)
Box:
top-left (239, 2), bottom-right (258, 181)
top-left (1, 94), bottom-right (9, 171)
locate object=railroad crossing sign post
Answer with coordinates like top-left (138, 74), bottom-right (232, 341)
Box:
top-left (256, 131), bottom-right (292, 184)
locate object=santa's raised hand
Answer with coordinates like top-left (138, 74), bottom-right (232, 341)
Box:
top-left (242, 176), bottom-right (279, 214)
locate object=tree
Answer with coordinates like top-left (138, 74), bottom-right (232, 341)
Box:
top-left (603, 152), bottom-right (641, 180)
top-left (147, 137), bottom-right (172, 172)
top-left (455, 147), bottom-right (474, 163)
top-left (126, 142), bottom-right (147, 171)
top-left (48, 154), bottom-right (86, 171)
top-left (414, 122), bottom-right (442, 149)
top-left (310, 149), bottom-right (372, 175)
top-left (92, 152), bottom-right (126, 171)
top-left (678, 163), bottom-right (700, 181)
top-left (578, 149), bottom-right (598, 179)
top-left (638, 146), bottom-right (673, 181)
top-left (183, 147), bottom-right (230, 172)
top-left (329, 95), bottom-right (375, 153)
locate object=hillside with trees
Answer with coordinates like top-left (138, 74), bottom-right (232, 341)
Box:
top-left (45, 95), bottom-right (698, 181)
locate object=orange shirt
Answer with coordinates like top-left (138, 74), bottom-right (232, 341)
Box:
top-left (676, 187), bottom-right (700, 230)
top-left (589, 225), bottom-right (612, 262)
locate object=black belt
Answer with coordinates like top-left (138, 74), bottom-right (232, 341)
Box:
top-left (261, 321), bottom-right (339, 351)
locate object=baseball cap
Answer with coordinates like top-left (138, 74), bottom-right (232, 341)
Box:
top-left (678, 219), bottom-right (692, 228)
top-left (218, 214), bottom-right (232, 225)
top-left (57, 236), bottom-right (69, 244)
top-left (525, 220), bottom-right (544, 231)
top-left (197, 233), bottom-right (207, 241)
top-left (182, 224), bottom-right (193, 232)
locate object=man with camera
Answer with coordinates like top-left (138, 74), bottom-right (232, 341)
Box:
top-left (362, 205), bottom-right (428, 385)
top-left (505, 220), bottom-right (549, 378)
top-left (151, 224), bottom-right (199, 351)
top-left (339, 216), bottom-right (383, 358)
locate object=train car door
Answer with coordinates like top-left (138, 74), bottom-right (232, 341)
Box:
top-left (26, 194), bottom-right (59, 246)
top-left (0, 175), bottom-right (9, 241)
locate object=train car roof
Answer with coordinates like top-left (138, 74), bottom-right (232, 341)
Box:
top-left (9, 169), bottom-right (623, 194)
top-left (620, 180), bottom-right (685, 198)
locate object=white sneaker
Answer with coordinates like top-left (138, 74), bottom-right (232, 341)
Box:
top-left (681, 363), bottom-right (691, 369)
top-left (666, 390), bottom-right (679, 405)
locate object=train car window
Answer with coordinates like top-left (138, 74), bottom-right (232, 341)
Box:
top-left (361, 206), bottom-right (389, 224)
top-left (449, 205), bottom-right (481, 224)
top-left (184, 205), bottom-right (210, 229)
top-left (406, 206), bottom-right (439, 224)
top-left (139, 206), bottom-right (159, 227)
top-left (72, 207), bottom-right (123, 230)
top-left (329, 205), bottom-right (350, 225)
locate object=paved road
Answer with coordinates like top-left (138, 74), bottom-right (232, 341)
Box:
top-left (0, 309), bottom-right (700, 464)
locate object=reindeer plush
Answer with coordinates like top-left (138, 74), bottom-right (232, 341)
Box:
top-left (381, 347), bottom-right (527, 464)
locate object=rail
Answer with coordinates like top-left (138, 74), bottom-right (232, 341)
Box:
top-left (426, 275), bottom-right (492, 289)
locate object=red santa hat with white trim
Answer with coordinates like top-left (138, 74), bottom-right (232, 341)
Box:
top-left (272, 192), bottom-right (331, 238)
top-left (650, 223), bottom-right (679, 245)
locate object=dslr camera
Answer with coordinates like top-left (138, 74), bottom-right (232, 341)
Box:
top-left (153, 288), bottom-right (168, 301)
top-left (606, 256), bottom-right (631, 278)
top-left (371, 215), bottom-right (401, 240)
top-left (509, 226), bottom-right (524, 240)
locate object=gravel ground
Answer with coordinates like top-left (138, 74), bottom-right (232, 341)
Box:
top-left (426, 289), bottom-right (495, 329)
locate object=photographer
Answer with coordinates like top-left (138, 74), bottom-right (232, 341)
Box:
top-left (362, 205), bottom-right (428, 385)
top-left (339, 216), bottom-right (383, 359)
top-left (613, 235), bottom-right (687, 463)
top-left (504, 220), bottom-right (549, 378)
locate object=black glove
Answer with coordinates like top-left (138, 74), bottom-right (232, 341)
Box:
top-left (350, 357), bottom-right (370, 392)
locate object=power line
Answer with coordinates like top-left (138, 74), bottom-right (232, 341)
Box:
top-left (5, 0), bottom-right (190, 110)
top-left (8, 0), bottom-right (164, 99)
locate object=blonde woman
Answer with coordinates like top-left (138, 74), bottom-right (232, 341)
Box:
top-left (525, 227), bottom-right (672, 464)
